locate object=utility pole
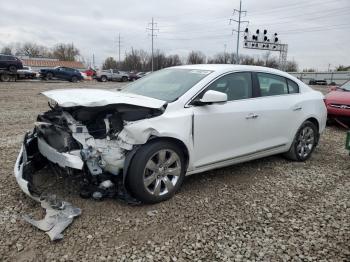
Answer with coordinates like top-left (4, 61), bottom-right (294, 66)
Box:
top-left (117, 33), bottom-right (121, 64)
top-left (230, 0), bottom-right (248, 64)
top-left (147, 18), bottom-right (159, 72)
top-left (92, 54), bottom-right (95, 69)
top-left (224, 44), bottom-right (227, 64)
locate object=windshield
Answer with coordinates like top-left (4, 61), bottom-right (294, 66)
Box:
top-left (121, 68), bottom-right (212, 102)
top-left (341, 81), bottom-right (350, 91)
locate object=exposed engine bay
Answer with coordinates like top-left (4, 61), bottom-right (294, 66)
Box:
top-left (28, 102), bottom-right (165, 198)
top-left (15, 99), bottom-right (166, 240)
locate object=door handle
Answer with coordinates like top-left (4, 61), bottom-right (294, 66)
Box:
top-left (246, 113), bottom-right (259, 120)
top-left (293, 106), bottom-right (302, 111)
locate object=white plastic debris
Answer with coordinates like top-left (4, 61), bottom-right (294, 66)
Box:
top-left (23, 195), bottom-right (81, 241)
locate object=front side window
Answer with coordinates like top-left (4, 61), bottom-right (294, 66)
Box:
top-left (122, 68), bottom-right (212, 102)
top-left (206, 72), bottom-right (252, 101)
top-left (257, 73), bottom-right (288, 97)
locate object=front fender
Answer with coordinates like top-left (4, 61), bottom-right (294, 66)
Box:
top-left (118, 113), bottom-right (195, 171)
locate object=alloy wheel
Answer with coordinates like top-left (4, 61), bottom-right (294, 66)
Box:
top-left (296, 126), bottom-right (315, 158)
top-left (143, 149), bottom-right (181, 196)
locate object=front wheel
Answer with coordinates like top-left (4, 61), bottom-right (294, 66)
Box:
top-left (122, 76), bottom-right (128, 82)
top-left (126, 140), bottom-right (186, 204)
top-left (71, 76), bottom-right (78, 82)
top-left (284, 121), bottom-right (318, 161)
top-left (46, 72), bottom-right (53, 80)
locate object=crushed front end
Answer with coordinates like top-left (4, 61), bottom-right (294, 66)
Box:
top-left (14, 100), bottom-right (165, 240)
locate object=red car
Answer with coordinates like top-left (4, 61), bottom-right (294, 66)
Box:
top-left (324, 80), bottom-right (350, 125)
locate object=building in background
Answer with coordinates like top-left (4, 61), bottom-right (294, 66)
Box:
top-left (18, 56), bottom-right (85, 71)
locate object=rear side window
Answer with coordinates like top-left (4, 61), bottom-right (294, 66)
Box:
top-left (287, 79), bottom-right (299, 94)
top-left (257, 73), bottom-right (288, 97)
top-left (6, 56), bottom-right (16, 61)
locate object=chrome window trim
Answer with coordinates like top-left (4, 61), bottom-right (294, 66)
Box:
top-left (185, 70), bottom-right (301, 108)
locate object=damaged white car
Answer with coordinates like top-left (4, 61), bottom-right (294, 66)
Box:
top-left (15, 65), bottom-right (327, 206)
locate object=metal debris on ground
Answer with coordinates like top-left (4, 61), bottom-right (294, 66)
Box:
top-left (23, 194), bottom-right (81, 241)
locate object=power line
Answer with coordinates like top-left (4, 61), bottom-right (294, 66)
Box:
top-left (249, 0), bottom-right (345, 15)
top-left (251, 6), bottom-right (349, 25)
top-left (146, 17), bottom-right (159, 72)
top-left (230, 0), bottom-right (249, 64)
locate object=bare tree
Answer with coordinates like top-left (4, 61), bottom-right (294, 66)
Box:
top-left (102, 57), bottom-right (118, 70)
top-left (139, 49), bottom-right (150, 71)
top-left (52, 43), bottom-right (80, 61)
top-left (208, 52), bottom-right (232, 64)
top-left (164, 54), bottom-right (182, 67)
top-left (263, 51), bottom-right (272, 66)
top-left (335, 65), bottom-right (350, 71)
top-left (285, 60), bottom-right (298, 72)
top-left (153, 50), bottom-right (168, 70)
top-left (187, 51), bottom-right (206, 64)
top-left (123, 48), bottom-right (142, 71)
top-left (16, 42), bottom-right (42, 57)
top-left (1, 46), bottom-right (13, 55)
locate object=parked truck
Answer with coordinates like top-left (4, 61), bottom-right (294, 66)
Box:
top-left (95, 69), bottom-right (129, 82)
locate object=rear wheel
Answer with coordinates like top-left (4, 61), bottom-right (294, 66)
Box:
top-left (0, 74), bottom-right (10, 82)
top-left (46, 72), bottom-right (53, 80)
top-left (284, 121), bottom-right (318, 161)
top-left (8, 65), bottom-right (17, 72)
top-left (126, 140), bottom-right (186, 204)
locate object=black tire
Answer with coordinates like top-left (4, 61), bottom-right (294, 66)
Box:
top-left (8, 66), bottom-right (17, 72)
top-left (126, 140), bottom-right (186, 204)
top-left (46, 72), bottom-right (53, 80)
top-left (0, 74), bottom-right (10, 82)
top-left (101, 76), bottom-right (108, 82)
top-left (122, 76), bottom-right (128, 82)
top-left (284, 121), bottom-right (318, 161)
top-left (71, 76), bottom-right (78, 83)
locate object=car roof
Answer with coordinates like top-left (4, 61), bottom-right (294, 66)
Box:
top-left (170, 64), bottom-right (292, 78)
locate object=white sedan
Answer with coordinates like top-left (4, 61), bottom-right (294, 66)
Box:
top-left (15, 65), bottom-right (327, 204)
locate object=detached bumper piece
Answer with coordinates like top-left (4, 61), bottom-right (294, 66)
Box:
top-left (14, 132), bottom-right (81, 241)
top-left (23, 195), bottom-right (81, 241)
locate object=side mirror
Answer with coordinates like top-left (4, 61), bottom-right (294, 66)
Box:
top-left (199, 90), bottom-right (228, 104)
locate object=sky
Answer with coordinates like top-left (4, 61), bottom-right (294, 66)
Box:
top-left (0, 0), bottom-right (349, 71)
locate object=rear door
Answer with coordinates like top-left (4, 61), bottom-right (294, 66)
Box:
top-left (55, 67), bottom-right (67, 79)
top-left (112, 69), bottom-right (120, 81)
top-left (253, 72), bottom-right (302, 148)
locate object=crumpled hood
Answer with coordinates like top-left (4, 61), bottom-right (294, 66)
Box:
top-left (42, 89), bottom-right (167, 108)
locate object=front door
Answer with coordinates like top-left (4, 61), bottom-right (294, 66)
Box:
top-left (192, 72), bottom-right (265, 167)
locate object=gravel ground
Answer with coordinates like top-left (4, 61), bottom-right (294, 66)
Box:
top-left (0, 81), bottom-right (349, 261)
